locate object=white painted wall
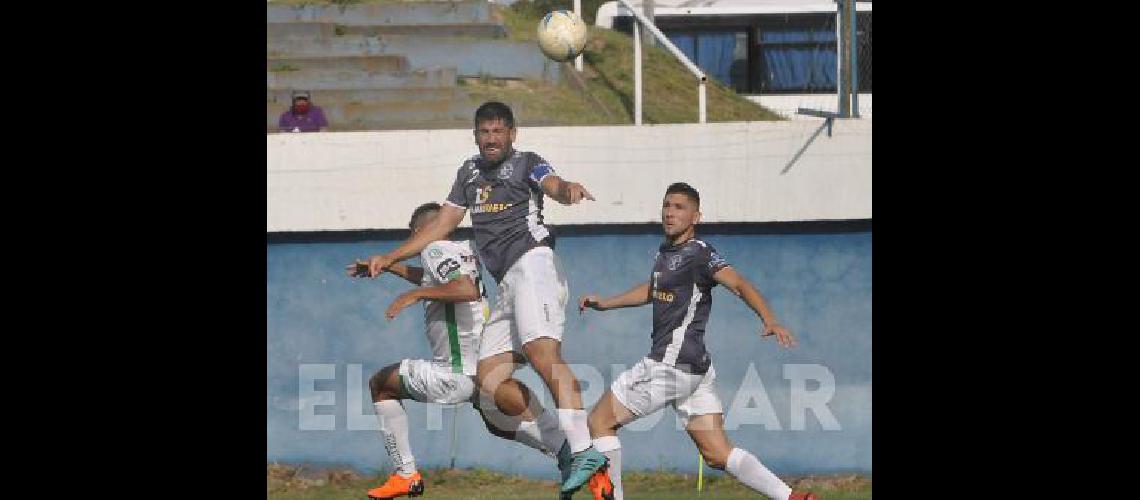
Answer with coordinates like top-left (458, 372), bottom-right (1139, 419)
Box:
top-left (266, 119), bottom-right (871, 232)
top-left (744, 94), bottom-right (872, 120)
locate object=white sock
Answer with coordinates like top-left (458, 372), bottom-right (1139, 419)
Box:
top-left (515, 409), bottom-right (567, 458)
top-left (556, 408), bottom-right (591, 453)
top-left (535, 408), bottom-right (567, 452)
top-left (374, 401), bottom-right (417, 477)
top-left (515, 419), bottom-right (553, 458)
top-left (593, 436), bottom-right (623, 500)
top-left (725, 448), bottom-right (791, 500)
top-left (473, 398), bottom-right (566, 459)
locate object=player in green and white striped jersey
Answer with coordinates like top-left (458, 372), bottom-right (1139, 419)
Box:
top-left (350, 202), bottom-right (569, 499)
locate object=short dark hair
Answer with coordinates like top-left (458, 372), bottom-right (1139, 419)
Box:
top-left (665, 182), bottom-right (700, 208)
top-left (474, 101), bottom-right (515, 129)
top-left (408, 202), bottom-right (442, 230)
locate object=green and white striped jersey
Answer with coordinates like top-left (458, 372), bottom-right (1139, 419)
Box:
top-left (419, 240), bottom-right (487, 376)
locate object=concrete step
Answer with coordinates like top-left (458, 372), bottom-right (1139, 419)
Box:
top-left (338, 23), bottom-right (506, 38)
top-left (267, 66), bottom-right (457, 90)
top-left (267, 35), bottom-right (558, 82)
top-left (267, 34), bottom-right (387, 58)
top-left (267, 1), bottom-right (493, 26)
top-left (267, 22), bottom-right (336, 38)
top-left (268, 98), bottom-right (474, 132)
top-left (269, 119), bottom-right (471, 132)
top-left (268, 21), bottom-right (506, 40)
top-left (267, 54), bottom-right (410, 74)
top-left (325, 100), bottom-right (470, 123)
top-left (267, 88), bottom-right (461, 107)
top-left (269, 120), bottom-right (471, 132)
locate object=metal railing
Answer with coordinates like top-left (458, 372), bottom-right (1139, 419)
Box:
top-left (615, 0), bottom-right (707, 124)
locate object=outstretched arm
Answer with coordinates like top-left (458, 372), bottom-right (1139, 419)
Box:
top-left (366, 204), bottom-right (466, 277)
top-left (713, 267), bottom-right (796, 348)
top-left (540, 175), bottom-right (595, 205)
top-left (385, 263), bottom-right (424, 285)
top-left (346, 261), bottom-right (424, 285)
top-left (578, 282), bottom-right (651, 313)
top-left (385, 276), bottom-right (480, 320)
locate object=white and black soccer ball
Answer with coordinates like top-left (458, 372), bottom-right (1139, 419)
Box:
top-left (536, 10), bottom-right (588, 62)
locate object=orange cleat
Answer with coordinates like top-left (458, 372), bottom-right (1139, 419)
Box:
top-left (366, 472), bottom-right (424, 499)
top-left (586, 467), bottom-right (615, 500)
top-left (789, 491), bottom-right (818, 500)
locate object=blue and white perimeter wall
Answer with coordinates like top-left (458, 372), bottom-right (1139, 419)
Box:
top-left (267, 120), bottom-right (871, 477)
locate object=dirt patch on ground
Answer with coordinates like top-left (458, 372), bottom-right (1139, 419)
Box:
top-left (267, 464), bottom-right (363, 493)
top-left (787, 473), bottom-right (872, 492)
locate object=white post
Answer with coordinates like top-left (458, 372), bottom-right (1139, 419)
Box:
top-left (851, 0), bottom-right (860, 117)
top-left (835, 1), bottom-right (842, 115)
top-left (574, 0), bottom-right (583, 72)
top-left (448, 404), bottom-right (459, 468)
top-left (618, 0), bottom-right (704, 80)
top-left (616, 0), bottom-right (705, 124)
top-left (698, 80), bottom-right (706, 123)
top-left (634, 21), bottom-right (642, 126)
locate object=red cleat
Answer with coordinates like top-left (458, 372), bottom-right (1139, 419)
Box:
top-left (789, 491), bottom-right (818, 500)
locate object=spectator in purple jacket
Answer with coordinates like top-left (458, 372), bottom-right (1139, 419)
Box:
top-left (278, 92), bottom-right (329, 132)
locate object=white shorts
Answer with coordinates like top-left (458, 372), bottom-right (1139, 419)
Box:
top-left (479, 246), bottom-right (569, 360)
top-left (398, 359), bottom-right (476, 404)
top-left (610, 357), bottom-right (723, 426)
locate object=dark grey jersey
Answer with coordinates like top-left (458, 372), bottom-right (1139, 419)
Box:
top-left (445, 149), bottom-right (557, 282)
top-left (647, 238), bottom-right (730, 374)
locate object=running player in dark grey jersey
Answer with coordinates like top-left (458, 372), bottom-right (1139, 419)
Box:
top-left (577, 183), bottom-right (816, 500)
top-left (643, 233), bottom-right (726, 375)
top-left (360, 102), bottom-right (613, 497)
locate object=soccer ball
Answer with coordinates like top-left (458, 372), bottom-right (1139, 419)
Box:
top-left (536, 10), bottom-right (588, 62)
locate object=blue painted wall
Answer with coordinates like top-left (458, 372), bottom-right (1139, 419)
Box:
top-left (267, 224), bottom-right (871, 478)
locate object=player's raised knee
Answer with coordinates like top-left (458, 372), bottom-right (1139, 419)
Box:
top-left (475, 366), bottom-right (508, 392)
top-left (523, 339), bottom-right (564, 367)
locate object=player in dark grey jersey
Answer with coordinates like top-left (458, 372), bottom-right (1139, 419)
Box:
top-left (359, 102), bottom-right (613, 497)
top-left (577, 183), bottom-right (816, 500)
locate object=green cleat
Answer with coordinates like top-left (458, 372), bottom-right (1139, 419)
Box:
top-left (560, 446), bottom-right (609, 494)
top-left (557, 440), bottom-right (573, 485)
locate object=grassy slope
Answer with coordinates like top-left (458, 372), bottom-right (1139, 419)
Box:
top-left (477, 5), bottom-right (783, 125)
